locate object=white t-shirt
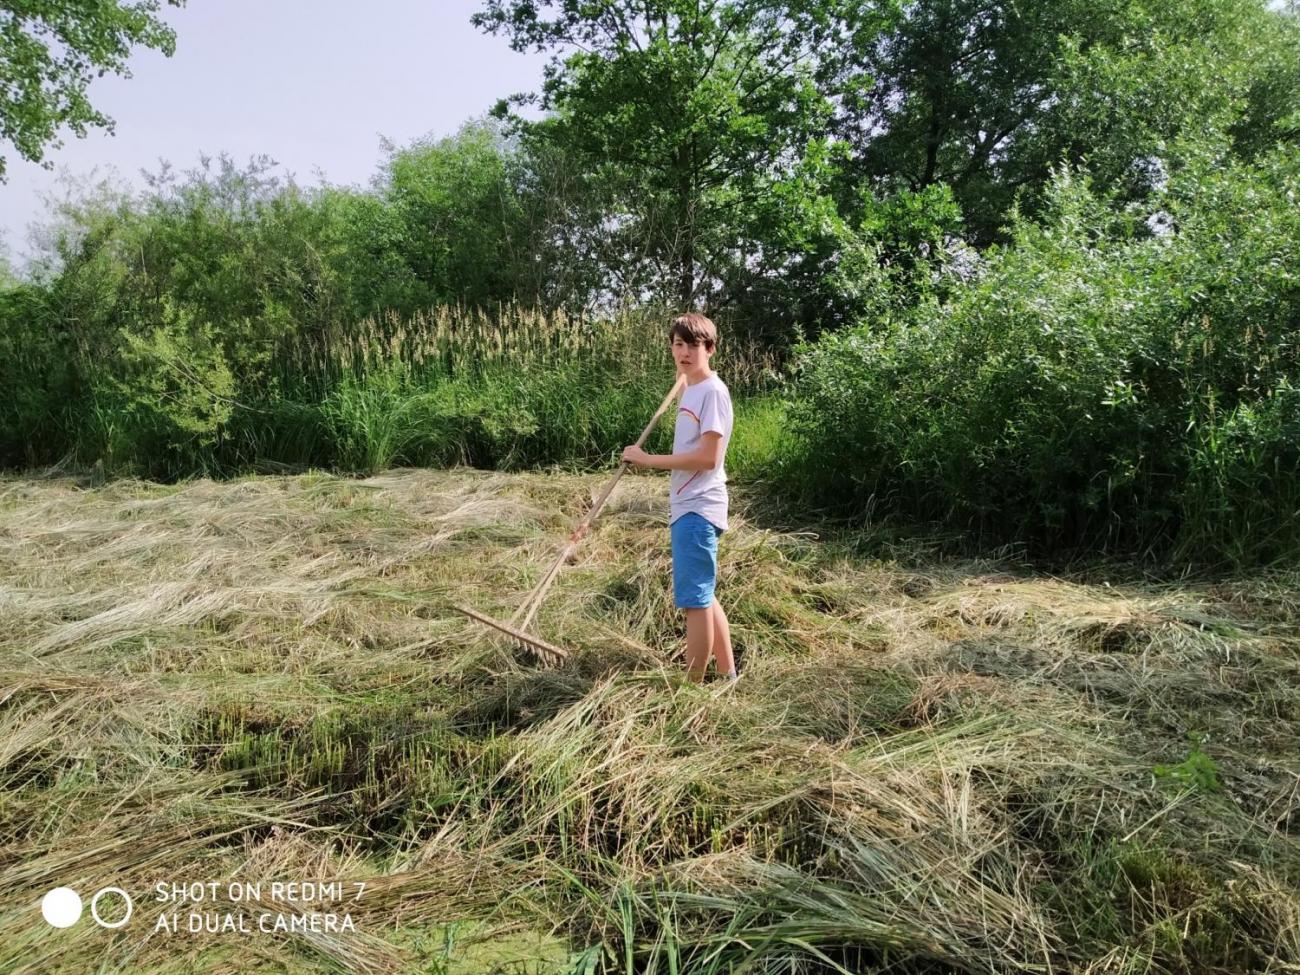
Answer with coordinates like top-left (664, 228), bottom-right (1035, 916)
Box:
top-left (668, 373), bottom-right (733, 531)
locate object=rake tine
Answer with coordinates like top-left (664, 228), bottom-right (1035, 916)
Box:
top-left (453, 604), bottom-right (569, 667)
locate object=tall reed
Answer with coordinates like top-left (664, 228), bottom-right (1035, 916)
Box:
top-left (277, 303), bottom-right (779, 398)
top-left (238, 303), bottom-right (782, 475)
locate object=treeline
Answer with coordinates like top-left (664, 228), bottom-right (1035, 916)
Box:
top-left (2, 0), bottom-right (1298, 567)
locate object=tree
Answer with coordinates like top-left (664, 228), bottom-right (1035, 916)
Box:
top-left (1229, 5), bottom-right (1300, 160)
top-left (379, 120), bottom-right (526, 309)
top-left (473, 0), bottom-right (837, 316)
top-left (0, 234), bottom-right (14, 286)
top-left (820, 0), bottom-right (1296, 243)
top-left (0, 0), bottom-right (183, 181)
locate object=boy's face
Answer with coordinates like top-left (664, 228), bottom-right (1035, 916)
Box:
top-left (671, 335), bottom-right (713, 373)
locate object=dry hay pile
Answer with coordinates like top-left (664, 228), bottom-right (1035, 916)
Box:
top-left (0, 469), bottom-right (1296, 974)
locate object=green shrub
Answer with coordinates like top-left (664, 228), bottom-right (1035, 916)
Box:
top-left (0, 284), bottom-right (73, 466)
top-left (786, 146), bottom-right (1300, 566)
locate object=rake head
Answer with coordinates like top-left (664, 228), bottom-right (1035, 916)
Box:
top-left (454, 603), bottom-right (570, 667)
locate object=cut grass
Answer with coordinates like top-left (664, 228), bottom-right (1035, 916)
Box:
top-left (0, 468), bottom-right (1296, 974)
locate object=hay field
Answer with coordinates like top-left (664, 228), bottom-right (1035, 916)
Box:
top-left (0, 469), bottom-right (1297, 974)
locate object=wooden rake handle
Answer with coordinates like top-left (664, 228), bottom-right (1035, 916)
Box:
top-left (511, 373), bottom-right (688, 631)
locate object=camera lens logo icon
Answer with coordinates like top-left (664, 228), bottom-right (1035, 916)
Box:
top-left (41, 887), bottom-right (133, 929)
top-left (41, 888), bottom-right (81, 928)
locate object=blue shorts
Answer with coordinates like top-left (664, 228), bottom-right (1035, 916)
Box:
top-left (670, 512), bottom-right (723, 609)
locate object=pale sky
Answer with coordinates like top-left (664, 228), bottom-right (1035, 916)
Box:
top-left (0, 1), bottom-right (550, 265)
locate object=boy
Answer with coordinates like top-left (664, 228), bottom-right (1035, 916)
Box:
top-left (622, 313), bottom-right (736, 683)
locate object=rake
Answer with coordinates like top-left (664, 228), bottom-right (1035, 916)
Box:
top-left (455, 373), bottom-right (687, 665)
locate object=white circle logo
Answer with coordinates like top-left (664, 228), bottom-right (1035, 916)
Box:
top-left (41, 887), bottom-right (83, 928)
top-left (90, 887), bottom-right (133, 929)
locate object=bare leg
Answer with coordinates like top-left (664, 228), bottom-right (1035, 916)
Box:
top-left (711, 599), bottom-right (735, 676)
top-left (684, 606), bottom-right (714, 683)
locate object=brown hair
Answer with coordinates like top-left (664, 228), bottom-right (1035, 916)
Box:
top-left (669, 313), bottom-right (717, 351)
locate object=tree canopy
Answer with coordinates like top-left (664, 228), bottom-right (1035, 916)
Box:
top-left (474, 0), bottom-right (838, 313)
top-left (0, 0), bottom-right (183, 181)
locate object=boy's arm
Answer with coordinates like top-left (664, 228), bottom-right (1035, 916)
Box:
top-left (624, 433), bottom-right (723, 472)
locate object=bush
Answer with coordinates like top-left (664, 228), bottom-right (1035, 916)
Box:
top-left (0, 283), bottom-right (73, 466)
top-left (785, 146), bottom-right (1300, 567)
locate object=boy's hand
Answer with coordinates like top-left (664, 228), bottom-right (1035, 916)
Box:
top-left (622, 445), bottom-right (650, 466)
